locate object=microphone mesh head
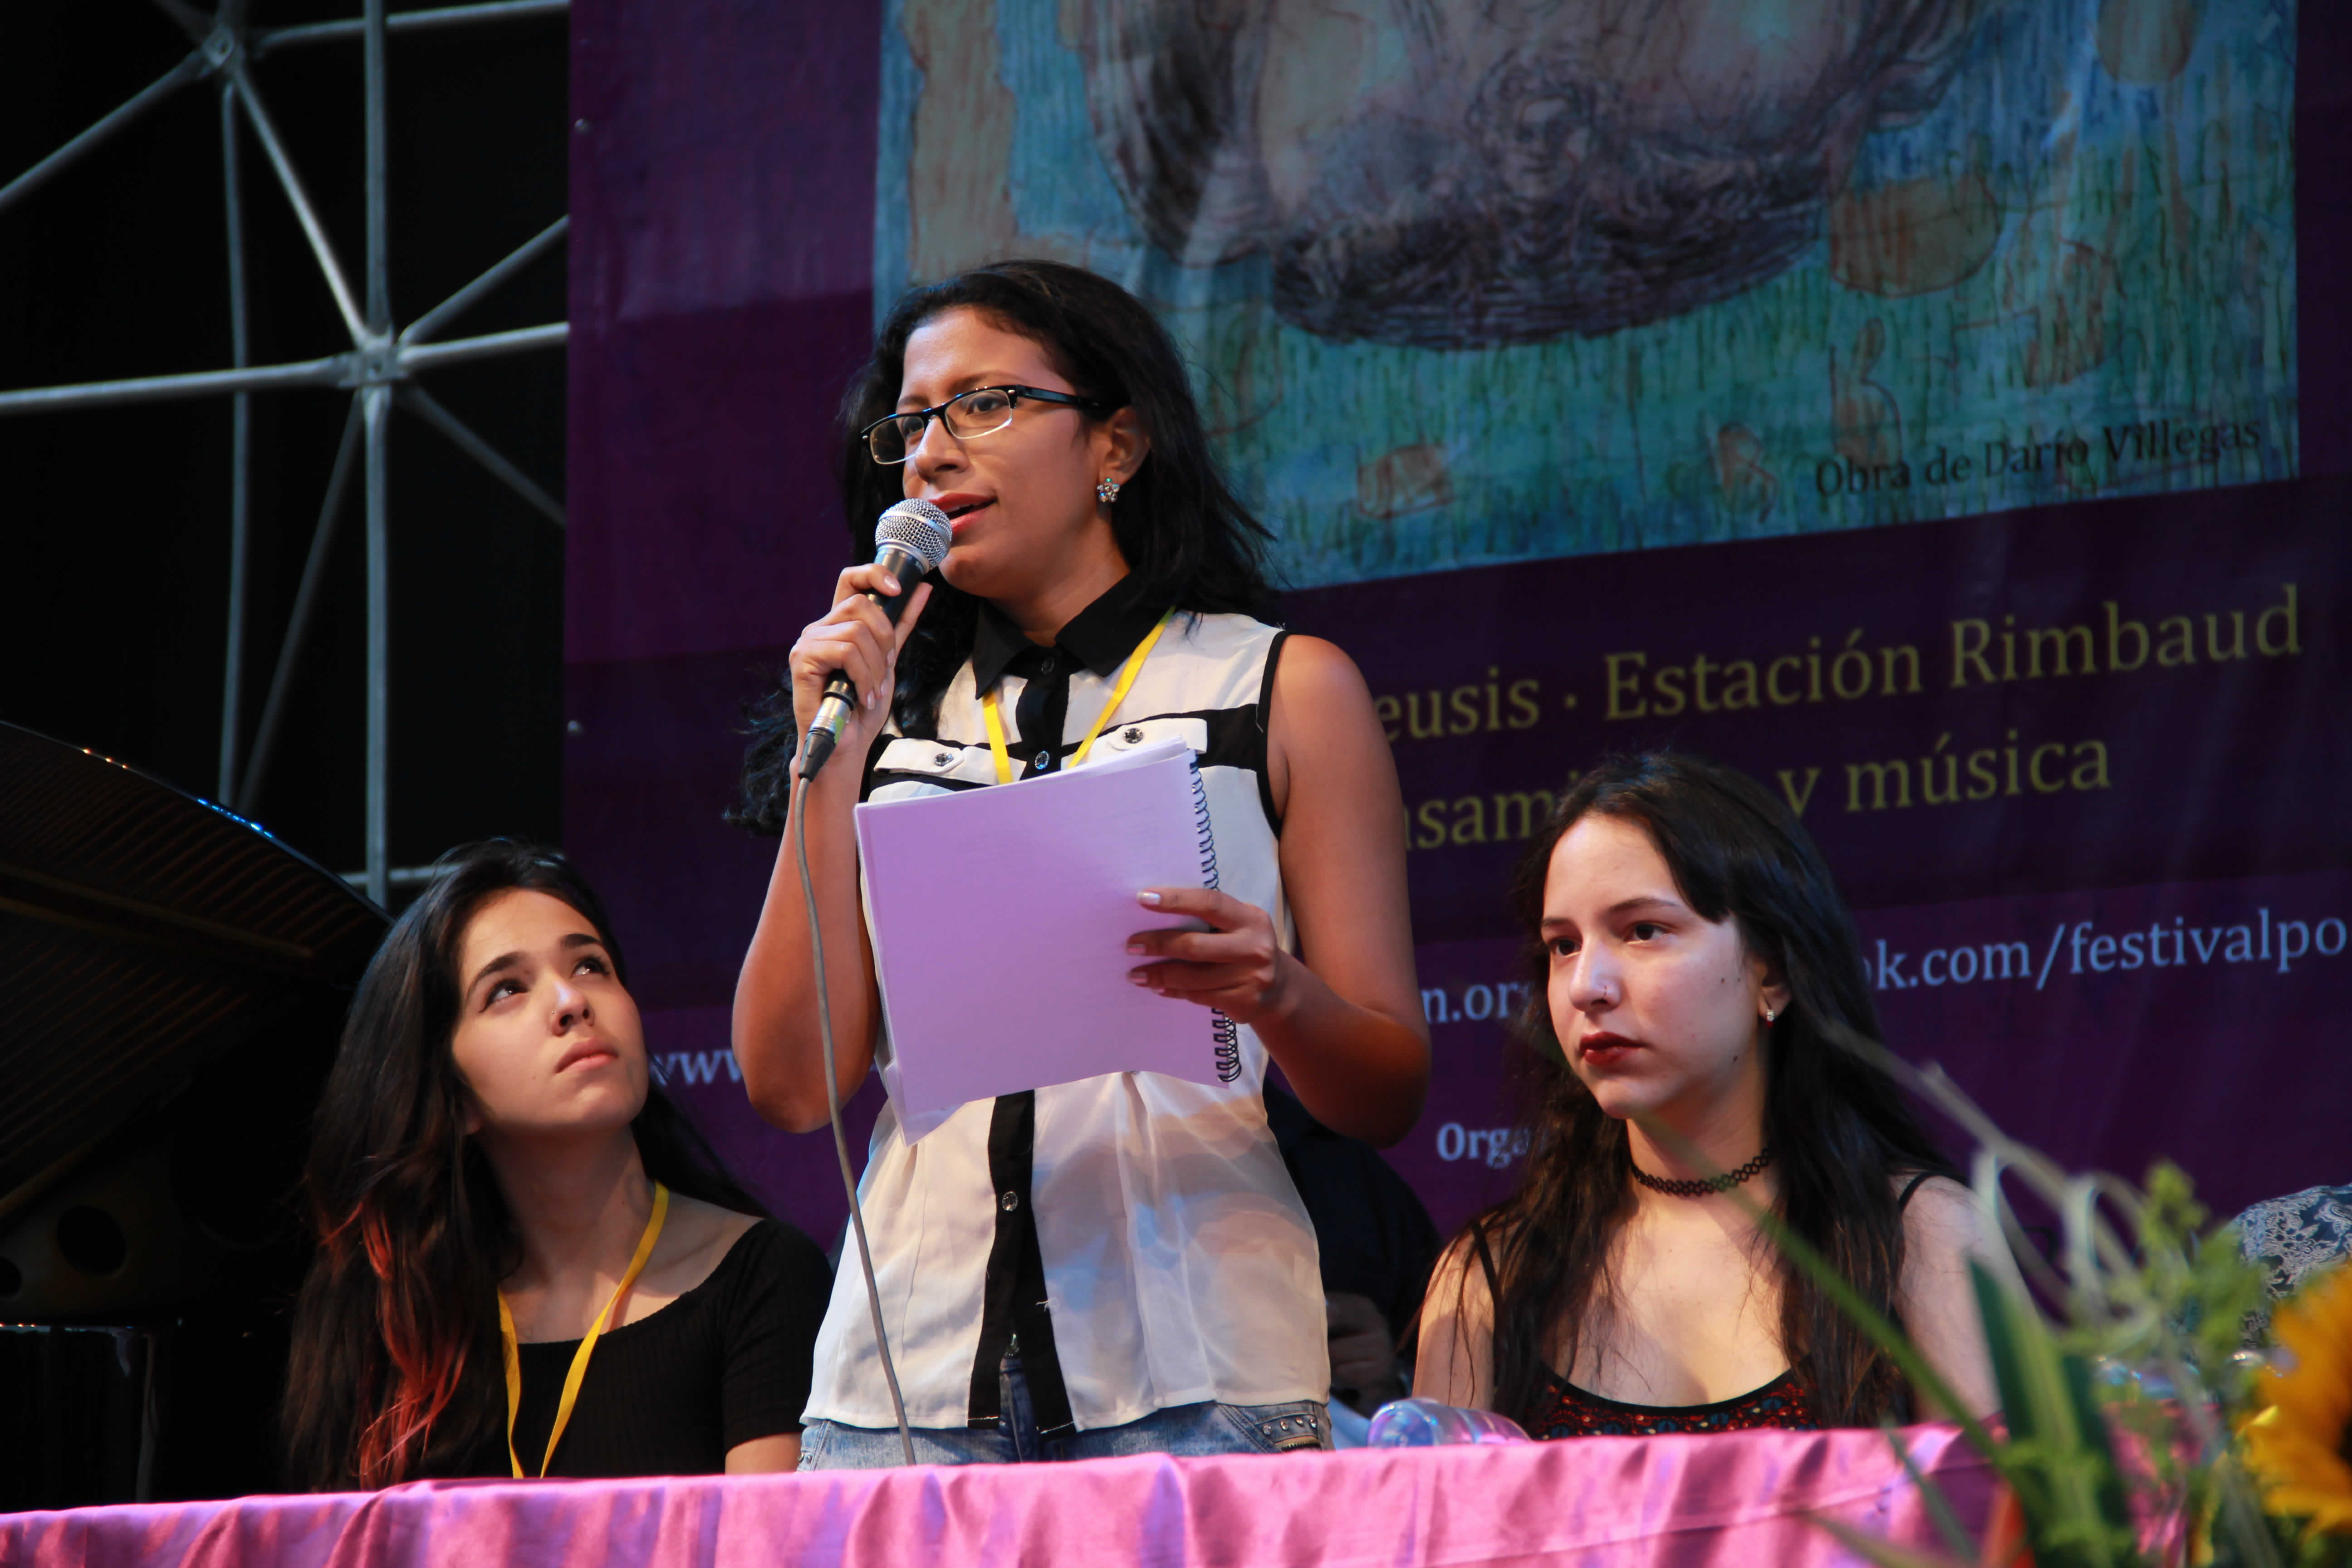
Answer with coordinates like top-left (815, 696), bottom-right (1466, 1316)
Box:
top-left (876, 499), bottom-right (954, 572)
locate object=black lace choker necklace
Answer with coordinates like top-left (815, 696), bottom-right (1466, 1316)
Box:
top-left (1629, 1146), bottom-right (1774, 1198)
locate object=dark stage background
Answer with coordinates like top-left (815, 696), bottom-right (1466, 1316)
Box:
top-left (564, 0), bottom-right (2352, 1249)
top-left (1, 1), bottom-right (570, 882)
top-left (1, 2), bottom-right (570, 1507)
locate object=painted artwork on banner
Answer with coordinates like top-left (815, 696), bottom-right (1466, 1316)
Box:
top-left (876, 0), bottom-right (2298, 588)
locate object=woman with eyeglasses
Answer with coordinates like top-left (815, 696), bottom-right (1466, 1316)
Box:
top-left (730, 259), bottom-right (1429, 1466)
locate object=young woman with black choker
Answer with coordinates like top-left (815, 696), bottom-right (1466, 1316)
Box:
top-left (730, 259), bottom-right (1429, 1465)
top-left (281, 843), bottom-right (830, 1489)
top-left (1415, 754), bottom-right (1999, 1437)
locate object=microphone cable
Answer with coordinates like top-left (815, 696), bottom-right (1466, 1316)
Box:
top-left (789, 768), bottom-right (916, 1465)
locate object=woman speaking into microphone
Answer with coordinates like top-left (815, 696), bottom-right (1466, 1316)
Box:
top-left (732, 259), bottom-right (1428, 1466)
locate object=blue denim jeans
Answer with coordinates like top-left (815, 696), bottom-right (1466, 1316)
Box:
top-left (799, 1352), bottom-right (1330, 1468)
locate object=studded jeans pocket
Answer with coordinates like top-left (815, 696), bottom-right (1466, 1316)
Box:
top-left (794, 1419), bottom-right (832, 1470)
top-left (1219, 1399), bottom-right (1332, 1454)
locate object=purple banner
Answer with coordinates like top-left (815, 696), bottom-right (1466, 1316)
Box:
top-left (1294, 479), bottom-right (2346, 942)
top-left (568, 0), bottom-right (878, 668)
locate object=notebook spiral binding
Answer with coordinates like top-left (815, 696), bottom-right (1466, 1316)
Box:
top-left (1189, 759), bottom-right (1244, 1083)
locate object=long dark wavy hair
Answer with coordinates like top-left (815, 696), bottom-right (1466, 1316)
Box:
top-left (280, 841), bottom-right (761, 1491)
top-left (732, 258), bottom-right (1277, 833)
top-left (1457, 752), bottom-right (1952, 1429)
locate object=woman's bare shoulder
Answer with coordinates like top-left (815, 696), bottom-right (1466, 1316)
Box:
top-left (652, 1194), bottom-right (763, 1293)
top-left (1895, 1174), bottom-right (1989, 1255)
top-left (1429, 1217), bottom-right (1520, 1301)
top-left (1269, 634), bottom-right (1370, 701)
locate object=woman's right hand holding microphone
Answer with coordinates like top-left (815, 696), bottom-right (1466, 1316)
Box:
top-left (787, 564), bottom-right (933, 784)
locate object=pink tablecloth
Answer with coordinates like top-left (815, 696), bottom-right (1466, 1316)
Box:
top-left (5, 1422), bottom-right (1994, 1568)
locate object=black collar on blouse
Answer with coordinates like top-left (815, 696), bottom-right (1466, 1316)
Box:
top-left (968, 575), bottom-right (1167, 692)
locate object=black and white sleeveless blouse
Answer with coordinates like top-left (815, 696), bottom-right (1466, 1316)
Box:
top-left (800, 592), bottom-right (1329, 1434)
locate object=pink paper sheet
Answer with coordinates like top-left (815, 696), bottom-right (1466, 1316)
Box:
top-left (5, 1422), bottom-right (1994, 1568)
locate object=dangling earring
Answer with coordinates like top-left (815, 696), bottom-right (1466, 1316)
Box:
top-left (1096, 478), bottom-right (1122, 505)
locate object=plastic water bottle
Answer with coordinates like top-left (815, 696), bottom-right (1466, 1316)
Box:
top-left (1364, 1397), bottom-right (1532, 1447)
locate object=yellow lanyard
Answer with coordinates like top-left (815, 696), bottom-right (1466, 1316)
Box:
top-left (498, 1181), bottom-right (669, 1479)
top-left (980, 612), bottom-right (1173, 785)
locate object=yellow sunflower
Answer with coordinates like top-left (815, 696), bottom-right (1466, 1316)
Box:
top-left (2243, 1261), bottom-right (2352, 1533)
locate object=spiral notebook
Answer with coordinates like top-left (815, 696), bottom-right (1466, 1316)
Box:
top-left (853, 738), bottom-right (1240, 1142)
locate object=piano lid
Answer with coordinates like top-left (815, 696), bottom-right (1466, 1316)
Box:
top-left (0, 721), bottom-right (388, 1211)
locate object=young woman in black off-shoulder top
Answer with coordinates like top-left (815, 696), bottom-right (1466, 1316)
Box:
top-left (281, 843), bottom-right (830, 1489)
top-left (1416, 754), bottom-right (1999, 1438)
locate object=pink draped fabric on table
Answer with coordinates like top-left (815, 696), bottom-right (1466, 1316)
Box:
top-left (6, 1421), bottom-right (1994, 1567)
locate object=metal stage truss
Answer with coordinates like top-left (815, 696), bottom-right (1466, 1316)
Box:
top-left (0, 0), bottom-right (569, 906)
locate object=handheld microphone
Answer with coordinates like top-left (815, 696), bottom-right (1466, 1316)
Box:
top-left (797, 499), bottom-right (955, 781)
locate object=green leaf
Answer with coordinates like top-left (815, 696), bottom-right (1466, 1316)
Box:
top-left (1883, 1420), bottom-right (1980, 1564)
top-left (1808, 1513), bottom-right (1975, 1568)
top-left (1970, 1260), bottom-right (2140, 1568)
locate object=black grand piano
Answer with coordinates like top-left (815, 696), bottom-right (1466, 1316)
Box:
top-left (0, 720), bottom-right (387, 1507)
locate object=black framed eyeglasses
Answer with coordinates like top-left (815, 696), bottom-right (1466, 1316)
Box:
top-left (860, 384), bottom-right (1112, 465)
